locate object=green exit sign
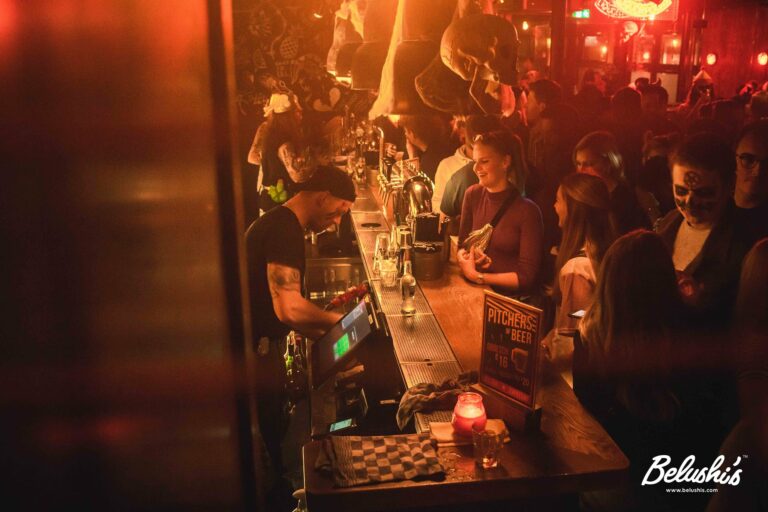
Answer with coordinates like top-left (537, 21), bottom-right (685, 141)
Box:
top-left (572, 8), bottom-right (590, 18)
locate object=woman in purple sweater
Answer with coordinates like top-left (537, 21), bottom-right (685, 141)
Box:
top-left (458, 130), bottom-right (544, 294)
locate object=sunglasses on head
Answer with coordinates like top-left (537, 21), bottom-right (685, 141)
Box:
top-left (473, 133), bottom-right (503, 143)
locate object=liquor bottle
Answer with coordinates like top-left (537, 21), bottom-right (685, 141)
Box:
top-left (284, 333), bottom-right (307, 409)
top-left (400, 260), bottom-right (416, 316)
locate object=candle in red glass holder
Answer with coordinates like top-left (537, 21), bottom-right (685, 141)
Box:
top-left (451, 392), bottom-right (487, 436)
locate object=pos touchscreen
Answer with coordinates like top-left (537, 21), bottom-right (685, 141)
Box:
top-left (311, 300), bottom-right (372, 388)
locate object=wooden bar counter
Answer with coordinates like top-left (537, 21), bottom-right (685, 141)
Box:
top-left (302, 181), bottom-right (629, 511)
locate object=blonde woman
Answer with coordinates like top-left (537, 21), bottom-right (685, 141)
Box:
top-left (457, 130), bottom-right (543, 295)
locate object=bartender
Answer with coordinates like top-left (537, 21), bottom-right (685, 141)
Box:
top-left (245, 164), bottom-right (356, 492)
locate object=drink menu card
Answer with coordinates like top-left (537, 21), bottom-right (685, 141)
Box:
top-left (479, 290), bottom-right (543, 409)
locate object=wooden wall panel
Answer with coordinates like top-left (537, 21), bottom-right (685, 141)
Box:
top-left (700, 1), bottom-right (768, 98)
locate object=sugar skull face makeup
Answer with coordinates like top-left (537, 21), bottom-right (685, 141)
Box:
top-left (671, 164), bottom-right (725, 228)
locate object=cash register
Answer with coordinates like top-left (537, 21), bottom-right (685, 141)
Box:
top-left (309, 299), bottom-right (404, 437)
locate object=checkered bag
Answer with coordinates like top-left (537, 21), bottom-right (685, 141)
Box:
top-left (315, 432), bottom-right (444, 488)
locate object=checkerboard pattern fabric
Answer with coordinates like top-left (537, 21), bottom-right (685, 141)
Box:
top-left (316, 432), bottom-right (444, 488)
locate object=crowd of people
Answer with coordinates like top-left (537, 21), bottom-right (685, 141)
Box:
top-left (437, 77), bottom-right (766, 511)
top-left (246, 72), bottom-right (768, 510)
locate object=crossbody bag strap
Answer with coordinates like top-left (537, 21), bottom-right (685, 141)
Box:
top-left (489, 189), bottom-right (520, 228)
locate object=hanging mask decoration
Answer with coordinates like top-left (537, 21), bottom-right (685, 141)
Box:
top-left (440, 14), bottom-right (519, 85)
top-left (439, 13), bottom-right (519, 114)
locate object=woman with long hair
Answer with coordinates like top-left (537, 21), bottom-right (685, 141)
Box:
top-left (577, 231), bottom-right (682, 417)
top-left (573, 131), bottom-right (651, 233)
top-left (576, 231), bottom-right (725, 510)
top-left (553, 173), bottom-right (617, 327)
top-left (543, 173), bottom-right (617, 367)
top-left (256, 93), bottom-right (304, 212)
top-left (457, 129), bottom-right (542, 295)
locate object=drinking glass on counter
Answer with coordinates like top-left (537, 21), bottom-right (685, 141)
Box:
top-left (373, 233), bottom-right (390, 278)
top-left (472, 427), bottom-right (503, 469)
top-left (380, 258), bottom-right (399, 288)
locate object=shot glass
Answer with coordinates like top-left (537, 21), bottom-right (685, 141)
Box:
top-left (472, 427), bottom-right (503, 469)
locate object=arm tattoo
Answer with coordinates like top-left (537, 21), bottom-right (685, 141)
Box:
top-left (267, 264), bottom-right (301, 298)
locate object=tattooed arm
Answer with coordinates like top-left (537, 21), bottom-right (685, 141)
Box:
top-left (267, 262), bottom-right (342, 339)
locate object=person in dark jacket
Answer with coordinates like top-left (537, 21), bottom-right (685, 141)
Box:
top-left (733, 120), bottom-right (768, 247)
top-left (656, 133), bottom-right (752, 438)
top-left (655, 133), bottom-right (752, 330)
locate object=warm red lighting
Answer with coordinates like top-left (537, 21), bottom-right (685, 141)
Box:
top-left (452, 392), bottom-right (487, 436)
top-left (601, 45), bottom-right (608, 56)
top-left (671, 38), bottom-right (679, 48)
top-left (522, 20), bottom-right (529, 31)
top-left (758, 52), bottom-right (768, 66)
top-left (642, 51), bottom-right (651, 61)
top-left (706, 53), bottom-right (717, 66)
top-left (312, 12), bottom-right (323, 19)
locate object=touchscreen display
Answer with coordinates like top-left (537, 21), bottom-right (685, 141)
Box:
top-left (312, 301), bottom-right (372, 387)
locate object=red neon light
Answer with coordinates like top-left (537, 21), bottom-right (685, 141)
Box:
top-left (594, 0), bottom-right (676, 20)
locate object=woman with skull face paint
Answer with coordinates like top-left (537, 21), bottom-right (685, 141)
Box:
top-left (656, 133), bottom-right (752, 331)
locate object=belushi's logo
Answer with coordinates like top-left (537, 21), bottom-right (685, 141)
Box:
top-left (642, 455), bottom-right (743, 486)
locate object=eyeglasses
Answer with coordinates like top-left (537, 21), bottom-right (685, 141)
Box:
top-left (737, 152), bottom-right (768, 170)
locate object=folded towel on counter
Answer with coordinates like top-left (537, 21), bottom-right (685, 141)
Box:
top-left (429, 419), bottom-right (510, 447)
top-left (396, 371), bottom-right (478, 430)
top-left (315, 433), bottom-right (444, 488)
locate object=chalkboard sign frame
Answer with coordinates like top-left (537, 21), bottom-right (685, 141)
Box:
top-left (479, 290), bottom-right (543, 410)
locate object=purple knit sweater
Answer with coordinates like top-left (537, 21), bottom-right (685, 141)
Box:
top-left (458, 185), bottom-right (544, 291)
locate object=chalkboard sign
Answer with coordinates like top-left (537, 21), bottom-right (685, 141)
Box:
top-left (479, 290), bottom-right (543, 409)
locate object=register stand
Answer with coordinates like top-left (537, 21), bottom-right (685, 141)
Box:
top-left (308, 299), bottom-right (405, 439)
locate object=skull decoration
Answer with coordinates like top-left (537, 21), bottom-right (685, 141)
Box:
top-left (440, 14), bottom-right (519, 86)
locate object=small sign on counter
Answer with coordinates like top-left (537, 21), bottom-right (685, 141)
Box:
top-left (479, 290), bottom-right (543, 410)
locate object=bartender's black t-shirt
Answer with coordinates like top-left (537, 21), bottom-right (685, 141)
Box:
top-left (245, 205), bottom-right (305, 340)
